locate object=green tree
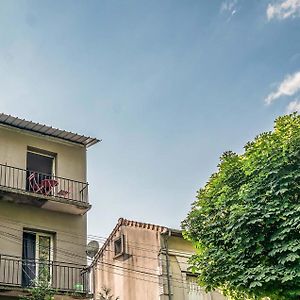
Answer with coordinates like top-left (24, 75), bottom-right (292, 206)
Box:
top-left (98, 287), bottom-right (119, 300)
top-left (182, 114), bottom-right (300, 300)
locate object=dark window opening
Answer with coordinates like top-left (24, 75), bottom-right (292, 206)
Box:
top-left (22, 232), bottom-right (36, 287)
top-left (26, 151), bottom-right (54, 192)
top-left (114, 235), bottom-right (125, 257)
top-left (27, 151), bottom-right (53, 175)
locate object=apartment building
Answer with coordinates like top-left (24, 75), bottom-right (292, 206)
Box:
top-left (0, 113), bottom-right (99, 300)
top-left (90, 218), bottom-right (226, 300)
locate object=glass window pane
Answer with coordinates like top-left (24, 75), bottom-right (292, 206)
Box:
top-left (38, 235), bottom-right (51, 280)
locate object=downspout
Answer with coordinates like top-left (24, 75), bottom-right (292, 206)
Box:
top-left (163, 229), bottom-right (172, 300)
top-left (92, 265), bottom-right (96, 300)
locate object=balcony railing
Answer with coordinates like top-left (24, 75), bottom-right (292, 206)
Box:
top-left (0, 164), bottom-right (88, 204)
top-left (0, 254), bottom-right (89, 293)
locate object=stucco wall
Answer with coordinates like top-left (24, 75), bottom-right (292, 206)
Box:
top-left (94, 226), bottom-right (227, 300)
top-left (0, 125), bottom-right (88, 264)
top-left (0, 125), bottom-right (86, 182)
top-left (166, 235), bottom-right (227, 300)
top-left (0, 201), bottom-right (87, 264)
top-left (168, 235), bottom-right (194, 253)
top-left (0, 125), bottom-right (90, 299)
top-left (94, 225), bottom-right (162, 300)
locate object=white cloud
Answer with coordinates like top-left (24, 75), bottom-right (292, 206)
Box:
top-left (265, 71), bottom-right (300, 104)
top-left (267, 0), bottom-right (300, 20)
top-left (220, 0), bottom-right (238, 13)
top-left (220, 0), bottom-right (239, 22)
top-left (286, 99), bottom-right (300, 113)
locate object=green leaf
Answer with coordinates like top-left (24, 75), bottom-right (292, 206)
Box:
top-left (182, 113), bottom-right (300, 300)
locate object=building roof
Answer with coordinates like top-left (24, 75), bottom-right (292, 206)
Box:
top-left (0, 113), bottom-right (100, 148)
top-left (90, 218), bottom-right (183, 267)
top-left (119, 218), bottom-right (168, 232)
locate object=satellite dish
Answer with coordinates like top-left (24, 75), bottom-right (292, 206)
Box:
top-left (86, 240), bottom-right (99, 258)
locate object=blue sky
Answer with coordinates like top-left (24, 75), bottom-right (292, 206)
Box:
top-left (0, 0), bottom-right (300, 237)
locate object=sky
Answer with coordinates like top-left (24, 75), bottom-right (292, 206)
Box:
top-left (0, 0), bottom-right (300, 238)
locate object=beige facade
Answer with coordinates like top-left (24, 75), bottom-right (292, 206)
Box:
top-left (91, 218), bottom-right (226, 300)
top-left (161, 233), bottom-right (225, 300)
top-left (0, 125), bottom-right (87, 182)
top-left (0, 114), bottom-right (99, 300)
top-left (0, 201), bottom-right (86, 263)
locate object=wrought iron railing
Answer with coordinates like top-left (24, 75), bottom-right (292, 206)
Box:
top-left (0, 254), bottom-right (89, 293)
top-left (0, 163), bottom-right (88, 204)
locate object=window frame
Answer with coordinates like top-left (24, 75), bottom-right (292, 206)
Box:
top-left (26, 148), bottom-right (56, 176)
top-left (113, 235), bottom-right (125, 258)
top-left (23, 230), bottom-right (54, 283)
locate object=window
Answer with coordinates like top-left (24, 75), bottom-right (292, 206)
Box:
top-left (26, 149), bottom-right (55, 192)
top-left (27, 150), bottom-right (55, 175)
top-left (22, 230), bottom-right (54, 287)
top-left (114, 235), bottom-right (125, 257)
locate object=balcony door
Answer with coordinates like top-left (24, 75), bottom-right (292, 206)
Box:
top-left (26, 150), bottom-right (55, 192)
top-left (22, 231), bottom-right (53, 287)
top-left (27, 150), bottom-right (54, 175)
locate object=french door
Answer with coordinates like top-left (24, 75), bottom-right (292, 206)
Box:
top-left (22, 231), bottom-right (53, 287)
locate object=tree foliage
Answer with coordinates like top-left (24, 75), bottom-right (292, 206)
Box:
top-left (21, 266), bottom-right (54, 300)
top-left (182, 114), bottom-right (300, 300)
top-left (98, 287), bottom-right (119, 300)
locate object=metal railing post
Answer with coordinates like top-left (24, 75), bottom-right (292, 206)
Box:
top-left (0, 164), bottom-right (89, 203)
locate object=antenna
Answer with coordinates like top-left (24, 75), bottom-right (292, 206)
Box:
top-left (86, 240), bottom-right (99, 258)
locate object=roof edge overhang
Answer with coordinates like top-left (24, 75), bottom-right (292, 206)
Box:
top-left (0, 113), bottom-right (101, 148)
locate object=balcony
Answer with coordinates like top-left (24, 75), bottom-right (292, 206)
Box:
top-left (0, 254), bottom-right (90, 295)
top-left (0, 164), bottom-right (91, 215)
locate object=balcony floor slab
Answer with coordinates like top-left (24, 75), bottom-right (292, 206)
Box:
top-left (0, 187), bottom-right (91, 215)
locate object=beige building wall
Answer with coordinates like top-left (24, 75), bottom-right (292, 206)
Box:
top-left (0, 201), bottom-right (87, 293)
top-left (93, 221), bottom-right (227, 300)
top-left (0, 201), bottom-right (86, 264)
top-left (93, 224), bottom-right (162, 300)
top-left (0, 124), bottom-right (88, 263)
top-left (0, 125), bottom-right (87, 264)
top-left (0, 124), bottom-right (90, 296)
top-left (162, 235), bottom-right (226, 300)
top-left (0, 125), bottom-right (86, 182)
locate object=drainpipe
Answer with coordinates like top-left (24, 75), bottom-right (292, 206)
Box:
top-left (92, 265), bottom-right (96, 300)
top-left (163, 230), bottom-right (172, 300)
